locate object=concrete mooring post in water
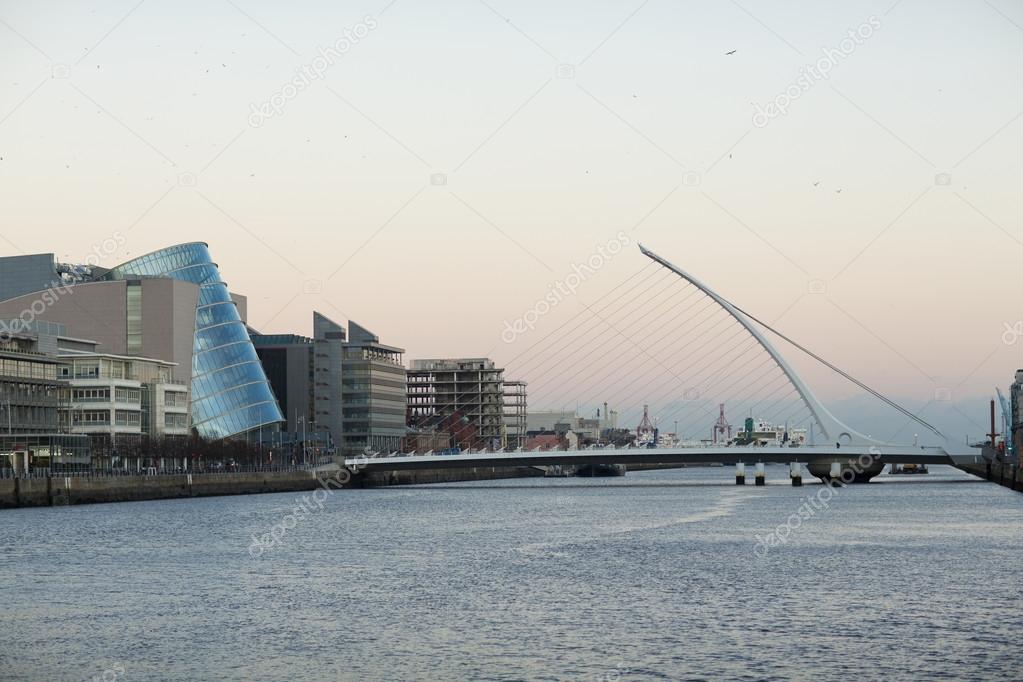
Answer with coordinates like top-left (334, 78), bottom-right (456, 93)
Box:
top-left (755, 462), bottom-right (765, 486)
top-left (790, 462), bottom-right (802, 487)
top-left (735, 462), bottom-right (746, 485)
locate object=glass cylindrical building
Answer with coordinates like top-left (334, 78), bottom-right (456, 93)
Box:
top-left (102, 243), bottom-right (284, 440)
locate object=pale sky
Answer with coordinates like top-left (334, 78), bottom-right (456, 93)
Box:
top-left (1, 0), bottom-right (1021, 441)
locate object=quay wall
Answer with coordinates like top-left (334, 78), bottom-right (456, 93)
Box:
top-left (956, 460), bottom-right (1023, 493)
top-left (0, 466), bottom-right (544, 509)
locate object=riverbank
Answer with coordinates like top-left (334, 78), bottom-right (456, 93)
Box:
top-left (0, 466), bottom-right (546, 509)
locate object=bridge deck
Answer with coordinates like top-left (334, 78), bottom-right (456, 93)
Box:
top-left (345, 445), bottom-right (962, 473)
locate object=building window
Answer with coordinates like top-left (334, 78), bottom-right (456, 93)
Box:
top-left (115, 410), bottom-right (141, 427)
top-left (114, 387), bottom-right (141, 404)
top-left (75, 363), bottom-right (99, 378)
top-left (164, 413), bottom-right (188, 429)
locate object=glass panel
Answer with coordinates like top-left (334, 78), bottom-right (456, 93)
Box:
top-left (193, 322), bottom-right (251, 353)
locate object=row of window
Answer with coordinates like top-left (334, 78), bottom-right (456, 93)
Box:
top-left (72, 410), bottom-right (112, 425)
top-left (3, 404), bottom-right (58, 425)
top-left (2, 382), bottom-right (59, 402)
top-left (0, 358), bottom-right (58, 381)
top-left (73, 388), bottom-right (109, 402)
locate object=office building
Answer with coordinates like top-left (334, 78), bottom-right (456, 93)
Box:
top-left (250, 332), bottom-right (314, 434)
top-left (340, 321), bottom-right (406, 454)
top-left (57, 352), bottom-right (188, 463)
top-left (0, 332), bottom-right (89, 472)
top-left (313, 312), bottom-right (345, 446)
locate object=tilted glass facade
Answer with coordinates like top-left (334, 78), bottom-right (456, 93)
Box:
top-left (101, 243), bottom-right (284, 439)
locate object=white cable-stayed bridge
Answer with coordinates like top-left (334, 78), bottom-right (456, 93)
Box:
top-left (347, 245), bottom-right (981, 484)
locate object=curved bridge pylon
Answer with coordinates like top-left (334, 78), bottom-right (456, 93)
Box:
top-left (638, 244), bottom-right (946, 449)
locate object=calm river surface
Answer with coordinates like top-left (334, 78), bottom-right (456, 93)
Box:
top-left (2, 465), bottom-right (1022, 681)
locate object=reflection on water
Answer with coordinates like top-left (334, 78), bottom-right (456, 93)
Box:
top-left (2, 465), bottom-right (1021, 680)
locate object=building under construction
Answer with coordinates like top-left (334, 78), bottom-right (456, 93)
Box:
top-left (407, 358), bottom-right (526, 451)
top-left (503, 380), bottom-right (527, 449)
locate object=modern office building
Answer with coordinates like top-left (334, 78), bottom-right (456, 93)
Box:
top-left (0, 244), bottom-right (285, 443)
top-left (57, 352), bottom-right (189, 461)
top-left (340, 321), bottom-right (406, 454)
top-left (250, 332), bottom-right (314, 434)
top-left (0, 332), bottom-right (90, 472)
top-left (0, 333), bottom-right (64, 434)
top-left (312, 312), bottom-right (345, 446)
top-left (407, 358), bottom-right (524, 450)
top-left (252, 314), bottom-right (404, 455)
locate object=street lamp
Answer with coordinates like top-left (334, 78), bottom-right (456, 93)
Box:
top-left (297, 415), bottom-right (307, 465)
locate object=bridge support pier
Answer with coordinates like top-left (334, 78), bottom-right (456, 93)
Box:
top-left (790, 462), bottom-right (802, 487)
top-left (735, 462), bottom-right (745, 485)
top-left (829, 462), bottom-right (843, 486)
top-left (755, 462), bottom-right (765, 486)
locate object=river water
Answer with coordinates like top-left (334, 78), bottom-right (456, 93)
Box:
top-left (2, 465), bottom-right (1022, 681)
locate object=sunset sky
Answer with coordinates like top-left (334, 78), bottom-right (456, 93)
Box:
top-left (1, 0), bottom-right (1021, 441)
